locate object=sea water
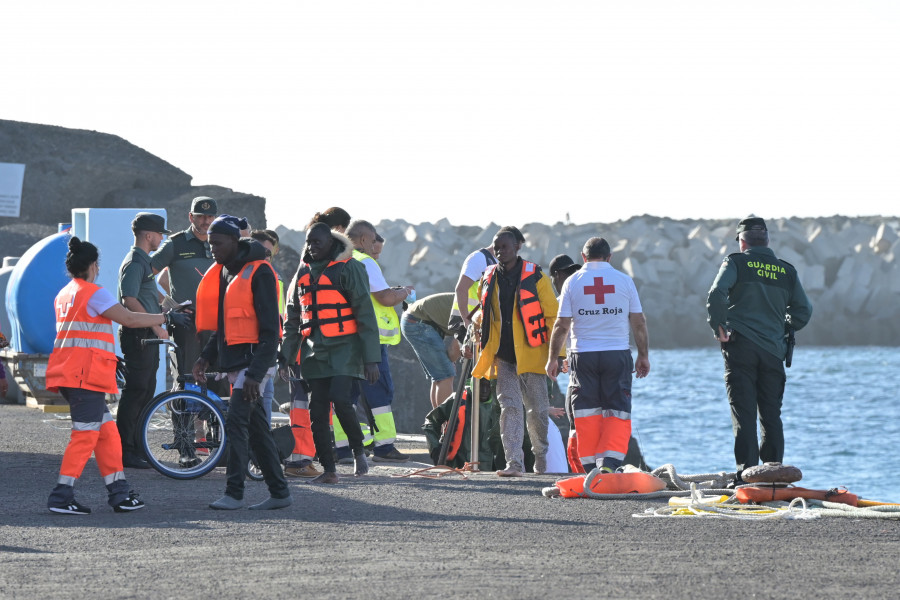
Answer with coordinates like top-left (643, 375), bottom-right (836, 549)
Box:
top-left (557, 346), bottom-right (900, 501)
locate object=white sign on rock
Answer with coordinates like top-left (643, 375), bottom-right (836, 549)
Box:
top-left (0, 163), bottom-right (26, 218)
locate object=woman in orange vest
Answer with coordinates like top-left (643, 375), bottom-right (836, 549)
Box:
top-left (46, 236), bottom-right (189, 515)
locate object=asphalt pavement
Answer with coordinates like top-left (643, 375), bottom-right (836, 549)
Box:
top-left (1, 402), bottom-right (898, 600)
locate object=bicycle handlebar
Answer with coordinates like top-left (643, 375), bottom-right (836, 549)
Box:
top-left (141, 338), bottom-right (178, 348)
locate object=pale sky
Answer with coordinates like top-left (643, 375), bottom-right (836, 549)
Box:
top-left (4, 1), bottom-right (899, 229)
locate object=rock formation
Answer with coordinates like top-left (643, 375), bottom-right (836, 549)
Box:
top-left (276, 215), bottom-right (900, 349)
top-left (0, 119), bottom-right (266, 258)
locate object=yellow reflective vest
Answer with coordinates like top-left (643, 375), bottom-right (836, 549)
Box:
top-left (352, 249), bottom-right (401, 345)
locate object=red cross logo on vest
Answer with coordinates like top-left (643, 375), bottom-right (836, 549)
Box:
top-left (56, 294), bottom-right (75, 318)
top-left (584, 277), bottom-right (615, 304)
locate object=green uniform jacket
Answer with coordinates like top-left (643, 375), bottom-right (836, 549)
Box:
top-left (422, 391), bottom-right (496, 469)
top-left (707, 246), bottom-right (813, 359)
top-left (282, 231), bottom-right (381, 380)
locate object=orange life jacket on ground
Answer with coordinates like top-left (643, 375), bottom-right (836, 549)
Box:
top-left (444, 392), bottom-right (468, 462)
top-left (555, 471), bottom-right (666, 498)
top-left (735, 486), bottom-right (859, 507)
top-left (45, 279), bottom-right (118, 395)
top-left (295, 259), bottom-right (358, 339)
top-left (479, 260), bottom-right (549, 349)
top-left (195, 260), bottom-right (280, 344)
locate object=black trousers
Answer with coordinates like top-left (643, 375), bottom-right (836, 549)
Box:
top-left (224, 382), bottom-right (289, 500)
top-left (722, 332), bottom-right (786, 473)
top-left (170, 323), bottom-right (228, 396)
top-left (117, 327), bottom-right (159, 456)
top-left (308, 376), bottom-right (365, 473)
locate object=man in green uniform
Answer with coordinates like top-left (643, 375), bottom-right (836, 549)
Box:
top-left (707, 216), bottom-right (813, 485)
top-left (151, 196), bottom-right (217, 384)
top-left (281, 223), bottom-right (381, 484)
top-left (117, 212), bottom-right (170, 468)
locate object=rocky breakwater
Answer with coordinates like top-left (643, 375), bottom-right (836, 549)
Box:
top-left (371, 215), bottom-right (900, 348)
top-left (277, 215), bottom-right (899, 432)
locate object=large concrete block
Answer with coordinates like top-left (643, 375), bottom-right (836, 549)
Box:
top-left (870, 222), bottom-right (899, 254)
top-left (801, 264), bottom-right (826, 292)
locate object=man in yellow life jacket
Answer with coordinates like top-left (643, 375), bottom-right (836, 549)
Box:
top-left (472, 228), bottom-right (559, 477)
top-left (281, 223), bottom-right (381, 484)
top-left (192, 215), bottom-right (291, 510)
top-left (334, 219), bottom-right (414, 463)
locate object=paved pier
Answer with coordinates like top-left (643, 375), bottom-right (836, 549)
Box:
top-left (1, 403), bottom-right (898, 599)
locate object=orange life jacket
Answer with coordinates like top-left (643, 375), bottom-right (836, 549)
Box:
top-left (735, 486), bottom-right (858, 507)
top-left (295, 259), bottom-right (358, 340)
top-left (479, 260), bottom-right (549, 349)
top-left (195, 260), bottom-right (281, 344)
top-left (45, 279), bottom-right (118, 395)
top-left (555, 471), bottom-right (666, 499)
top-left (445, 392), bottom-right (468, 462)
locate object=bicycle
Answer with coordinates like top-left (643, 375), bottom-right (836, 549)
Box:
top-left (138, 339), bottom-right (266, 480)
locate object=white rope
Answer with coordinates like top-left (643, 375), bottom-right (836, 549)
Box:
top-left (632, 485), bottom-right (818, 520)
top-left (804, 500), bottom-right (900, 519)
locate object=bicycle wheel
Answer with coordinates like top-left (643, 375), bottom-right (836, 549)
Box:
top-left (246, 456), bottom-right (265, 481)
top-left (140, 391), bottom-right (227, 479)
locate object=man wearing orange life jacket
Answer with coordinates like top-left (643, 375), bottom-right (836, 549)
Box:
top-left (472, 228), bottom-right (559, 477)
top-left (546, 237), bottom-right (650, 474)
top-left (281, 223), bottom-right (381, 484)
top-left (192, 215), bottom-right (291, 511)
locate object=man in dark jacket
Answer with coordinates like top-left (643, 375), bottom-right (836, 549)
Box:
top-left (423, 382), bottom-right (496, 470)
top-left (281, 223), bottom-right (381, 484)
top-left (707, 216), bottom-right (813, 486)
top-left (193, 215), bottom-right (291, 510)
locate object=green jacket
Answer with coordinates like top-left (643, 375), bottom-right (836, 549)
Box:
top-left (282, 231), bottom-right (381, 379)
top-left (423, 388), bottom-right (496, 469)
top-left (707, 246), bottom-right (813, 359)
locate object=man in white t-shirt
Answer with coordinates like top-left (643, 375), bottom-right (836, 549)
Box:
top-left (341, 220), bottom-right (414, 463)
top-left (449, 247), bottom-right (496, 341)
top-left (546, 237), bottom-right (650, 473)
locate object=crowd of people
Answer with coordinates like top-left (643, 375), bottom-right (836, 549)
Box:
top-left (38, 199), bottom-right (812, 514)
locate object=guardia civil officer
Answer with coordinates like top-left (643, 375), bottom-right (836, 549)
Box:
top-left (151, 196), bottom-right (217, 385)
top-left (116, 212), bottom-right (170, 469)
top-left (706, 217), bottom-right (813, 486)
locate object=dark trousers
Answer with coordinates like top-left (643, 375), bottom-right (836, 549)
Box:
top-left (224, 384), bottom-right (289, 500)
top-left (309, 376), bottom-right (365, 473)
top-left (117, 327), bottom-right (159, 456)
top-left (170, 323), bottom-right (228, 396)
top-left (722, 333), bottom-right (786, 473)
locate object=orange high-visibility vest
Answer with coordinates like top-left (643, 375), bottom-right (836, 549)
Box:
top-left (195, 260), bottom-right (281, 343)
top-left (479, 260), bottom-right (549, 349)
top-left (46, 279), bottom-right (118, 395)
top-left (295, 259), bottom-right (358, 339)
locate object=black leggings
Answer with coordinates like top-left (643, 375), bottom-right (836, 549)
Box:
top-left (308, 376), bottom-right (365, 473)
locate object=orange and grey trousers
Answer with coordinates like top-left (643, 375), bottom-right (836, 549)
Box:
top-left (48, 387), bottom-right (130, 508)
top-left (565, 350), bottom-right (633, 472)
